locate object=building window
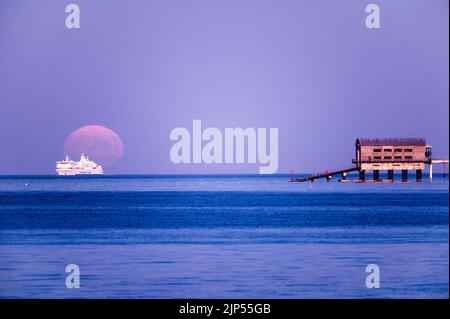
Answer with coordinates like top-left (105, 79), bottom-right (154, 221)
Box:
top-left (405, 156), bottom-right (413, 159)
top-left (394, 148), bottom-right (403, 152)
top-left (373, 149), bottom-right (382, 152)
top-left (374, 156), bottom-right (382, 160)
top-left (384, 149), bottom-right (392, 152)
top-left (405, 149), bottom-right (413, 152)
top-left (384, 156), bottom-right (392, 160)
top-left (394, 156), bottom-right (402, 160)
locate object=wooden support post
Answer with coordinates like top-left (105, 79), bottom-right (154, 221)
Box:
top-left (416, 169), bottom-right (422, 182)
top-left (359, 170), bottom-right (366, 182)
top-left (402, 169), bottom-right (408, 182)
top-left (373, 170), bottom-right (380, 181)
top-left (387, 170), bottom-right (394, 181)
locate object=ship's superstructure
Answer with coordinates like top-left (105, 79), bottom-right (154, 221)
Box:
top-left (56, 154), bottom-right (103, 175)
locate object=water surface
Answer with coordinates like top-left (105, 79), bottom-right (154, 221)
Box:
top-left (0, 174), bottom-right (448, 298)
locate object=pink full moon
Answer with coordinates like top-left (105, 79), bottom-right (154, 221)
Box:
top-left (63, 125), bottom-right (124, 167)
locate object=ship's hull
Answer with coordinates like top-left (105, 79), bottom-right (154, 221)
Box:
top-left (55, 168), bottom-right (103, 176)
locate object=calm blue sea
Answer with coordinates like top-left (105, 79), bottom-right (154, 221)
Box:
top-left (0, 174), bottom-right (448, 298)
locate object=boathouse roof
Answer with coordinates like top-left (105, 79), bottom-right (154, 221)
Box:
top-left (356, 138), bottom-right (427, 146)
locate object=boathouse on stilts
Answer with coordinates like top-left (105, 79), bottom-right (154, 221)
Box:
top-left (292, 138), bottom-right (448, 183)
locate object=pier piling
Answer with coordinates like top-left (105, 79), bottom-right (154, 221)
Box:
top-left (402, 170), bottom-right (408, 182)
top-left (373, 170), bottom-right (380, 181)
top-left (359, 170), bottom-right (366, 182)
top-left (416, 169), bottom-right (422, 182)
top-left (387, 169), bottom-right (394, 181)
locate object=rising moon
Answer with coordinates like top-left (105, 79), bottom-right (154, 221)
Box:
top-left (64, 125), bottom-right (124, 167)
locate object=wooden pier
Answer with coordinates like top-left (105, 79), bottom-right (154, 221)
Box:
top-left (291, 138), bottom-right (448, 183)
top-left (291, 167), bottom-right (358, 182)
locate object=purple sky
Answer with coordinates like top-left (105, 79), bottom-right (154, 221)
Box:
top-left (0, 0), bottom-right (448, 174)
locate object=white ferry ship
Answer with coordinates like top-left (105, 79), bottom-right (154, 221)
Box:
top-left (56, 154), bottom-right (103, 176)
